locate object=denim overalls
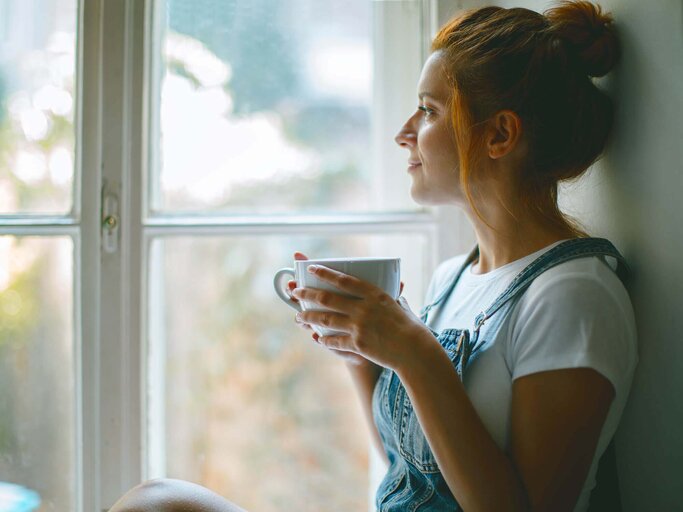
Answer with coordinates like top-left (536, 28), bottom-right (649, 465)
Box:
top-left (371, 237), bottom-right (629, 511)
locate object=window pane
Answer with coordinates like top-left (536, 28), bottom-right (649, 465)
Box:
top-left (147, 233), bottom-right (430, 511)
top-left (0, 0), bottom-right (78, 215)
top-left (154, 0), bottom-right (422, 214)
top-left (0, 236), bottom-right (75, 510)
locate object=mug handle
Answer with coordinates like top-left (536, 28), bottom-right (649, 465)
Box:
top-left (273, 267), bottom-right (302, 313)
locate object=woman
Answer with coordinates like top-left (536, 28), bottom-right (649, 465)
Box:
top-left (111, 1), bottom-right (637, 511)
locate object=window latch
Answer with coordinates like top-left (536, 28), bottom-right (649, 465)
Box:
top-left (101, 180), bottom-right (120, 254)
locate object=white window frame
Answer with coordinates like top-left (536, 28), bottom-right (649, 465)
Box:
top-left (1, 1), bottom-right (475, 510)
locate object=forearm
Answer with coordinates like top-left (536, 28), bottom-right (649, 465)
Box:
top-left (345, 360), bottom-right (389, 465)
top-left (397, 337), bottom-right (530, 512)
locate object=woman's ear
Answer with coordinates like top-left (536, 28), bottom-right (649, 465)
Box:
top-left (486, 109), bottom-right (522, 159)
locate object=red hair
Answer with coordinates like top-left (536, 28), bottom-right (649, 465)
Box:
top-left (431, 1), bottom-right (620, 236)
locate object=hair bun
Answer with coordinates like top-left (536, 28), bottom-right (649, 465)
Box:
top-left (544, 0), bottom-right (619, 77)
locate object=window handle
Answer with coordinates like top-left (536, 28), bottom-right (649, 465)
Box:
top-left (101, 181), bottom-right (120, 254)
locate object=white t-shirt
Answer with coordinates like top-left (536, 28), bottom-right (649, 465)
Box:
top-left (423, 239), bottom-right (638, 512)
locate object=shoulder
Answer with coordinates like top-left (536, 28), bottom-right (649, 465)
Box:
top-left (507, 256), bottom-right (638, 397)
top-left (519, 255), bottom-right (633, 320)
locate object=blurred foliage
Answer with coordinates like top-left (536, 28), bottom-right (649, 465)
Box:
top-left (282, 103), bottom-right (368, 151)
top-left (161, 235), bottom-right (370, 511)
top-left (0, 73), bottom-right (6, 125)
top-left (0, 238), bottom-right (75, 510)
top-left (160, 0), bottom-right (376, 214)
top-left (0, 112), bottom-right (74, 212)
top-left (206, 163), bottom-right (361, 213)
top-left (167, 0), bottom-right (301, 114)
top-left (0, 260), bottom-right (40, 349)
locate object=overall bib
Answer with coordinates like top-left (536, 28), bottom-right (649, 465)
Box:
top-left (371, 237), bottom-right (629, 511)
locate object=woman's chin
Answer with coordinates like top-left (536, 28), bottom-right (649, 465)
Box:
top-left (408, 187), bottom-right (427, 205)
top-left (409, 187), bottom-right (460, 207)
top-left (409, 185), bottom-right (436, 205)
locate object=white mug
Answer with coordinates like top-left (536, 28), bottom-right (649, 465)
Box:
top-left (273, 257), bottom-right (401, 337)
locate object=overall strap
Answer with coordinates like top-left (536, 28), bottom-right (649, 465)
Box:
top-left (419, 244), bottom-right (480, 324)
top-left (471, 237), bottom-right (629, 332)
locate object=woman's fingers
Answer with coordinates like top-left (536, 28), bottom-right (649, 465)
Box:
top-left (311, 327), bottom-right (366, 365)
top-left (291, 286), bottom-right (359, 314)
top-left (290, 249), bottom-right (308, 300)
top-left (287, 281), bottom-right (299, 302)
top-left (314, 333), bottom-right (351, 352)
top-left (297, 310), bottom-right (350, 333)
top-left (304, 265), bottom-right (375, 298)
top-left (296, 318), bottom-right (315, 332)
top-left (289, 280), bottom-right (315, 331)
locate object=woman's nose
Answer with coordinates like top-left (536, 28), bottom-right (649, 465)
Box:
top-left (395, 116), bottom-right (418, 148)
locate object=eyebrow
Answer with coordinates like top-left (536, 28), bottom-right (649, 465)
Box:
top-left (418, 92), bottom-right (443, 103)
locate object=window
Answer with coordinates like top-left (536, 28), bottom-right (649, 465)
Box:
top-left (0, 1), bottom-right (469, 511)
top-left (0, 0), bottom-right (78, 510)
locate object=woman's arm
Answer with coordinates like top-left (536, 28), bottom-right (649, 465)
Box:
top-left (291, 255), bottom-right (619, 511)
top-left (398, 336), bottom-right (614, 512)
top-left (509, 367), bottom-right (614, 511)
top-left (345, 360), bottom-right (389, 465)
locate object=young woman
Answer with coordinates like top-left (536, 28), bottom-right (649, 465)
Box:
top-left (111, 1), bottom-right (637, 511)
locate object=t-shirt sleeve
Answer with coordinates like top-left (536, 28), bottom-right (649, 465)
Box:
top-left (508, 273), bottom-right (637, 400)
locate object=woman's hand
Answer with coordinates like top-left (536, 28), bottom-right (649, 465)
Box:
top-left (289, 252), bottom-right (399, 367)
top-left (290, 261), bottom-right (434, 371)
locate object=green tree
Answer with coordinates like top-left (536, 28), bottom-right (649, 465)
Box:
top-left (168, 0), bottom-right (301, 114)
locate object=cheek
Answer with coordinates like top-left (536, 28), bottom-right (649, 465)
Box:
top-left (447, 146), bottom-right (460, 170)
top-left (424, 141), bottom-right (459, 175)
top-left (417, 128), bottom-right (439, 160)
top-left (437, 133), bottom-right (460, 171)
top-left (419, 122), bottom-right (456, 158)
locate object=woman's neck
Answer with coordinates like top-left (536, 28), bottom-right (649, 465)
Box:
top-left (467, 212), bottom-right (576, 275)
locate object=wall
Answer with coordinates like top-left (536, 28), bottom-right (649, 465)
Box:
top-left (436, 0), bottom-right (683, 508)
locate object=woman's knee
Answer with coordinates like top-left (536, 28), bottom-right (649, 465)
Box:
top-left (109, 477), bottom-right (248, 512)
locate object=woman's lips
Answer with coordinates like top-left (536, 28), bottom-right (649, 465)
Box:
top-left (408, 161), bottom-right (422, 171)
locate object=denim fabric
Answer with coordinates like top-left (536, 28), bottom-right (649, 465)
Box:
top-left (371, 238), bottom-right (628, 511)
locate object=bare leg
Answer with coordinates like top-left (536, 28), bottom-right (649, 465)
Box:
top-left (109, 478), bottom-right (249, 512)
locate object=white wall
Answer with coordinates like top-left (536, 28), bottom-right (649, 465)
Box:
top-left (436, 0), bottom-right (683, 509)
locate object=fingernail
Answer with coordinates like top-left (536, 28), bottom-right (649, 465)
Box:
top-left (308, 265), bottom-right (318, 273)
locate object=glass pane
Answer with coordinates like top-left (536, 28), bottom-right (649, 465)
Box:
top-left (154, 0), bottom-right (421, 214)
top-left (0, 0), bottom-right (78, 215)
top-left (0, 236), bottom-right (75, 511)
top-left (148, 233), bottom-right (430, 511)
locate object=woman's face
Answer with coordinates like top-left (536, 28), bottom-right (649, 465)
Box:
top-left (395, 51), bottom-right (462, 206)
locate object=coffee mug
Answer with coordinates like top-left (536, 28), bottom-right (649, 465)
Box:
top-left (273, 257), bottom-right (401, 337)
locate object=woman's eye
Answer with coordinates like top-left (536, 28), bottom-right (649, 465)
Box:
top-left (418, 105), bottom-right (434, 117)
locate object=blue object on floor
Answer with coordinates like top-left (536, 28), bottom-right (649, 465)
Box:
top-left (0, 482), bottom-right (41, 512)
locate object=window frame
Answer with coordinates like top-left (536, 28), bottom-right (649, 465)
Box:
top-left (1, 1), bottom-right (476, 510)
